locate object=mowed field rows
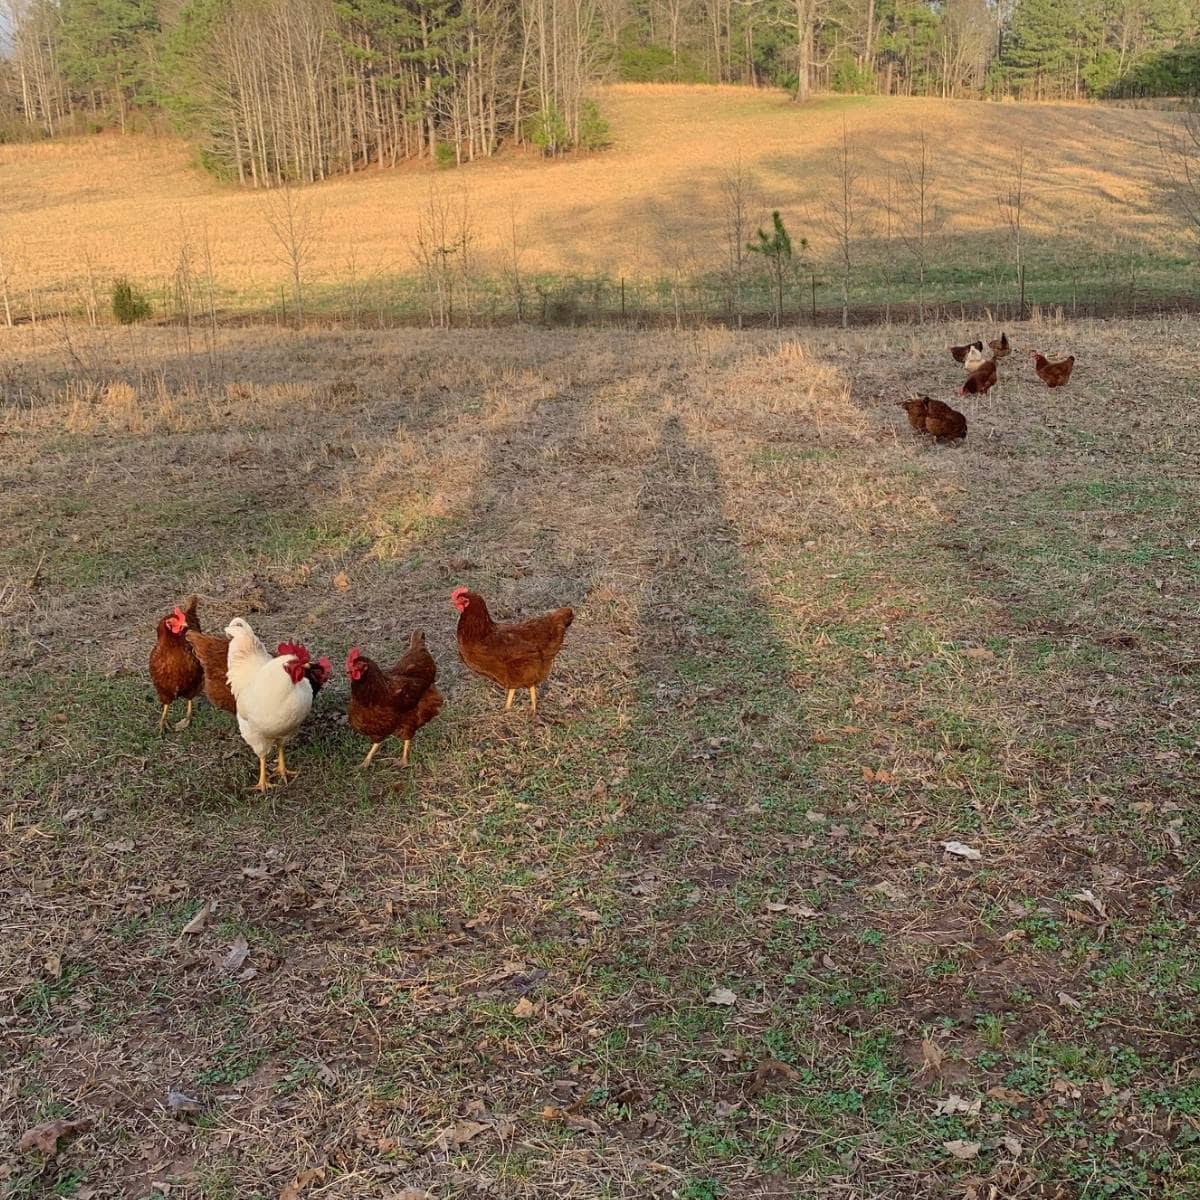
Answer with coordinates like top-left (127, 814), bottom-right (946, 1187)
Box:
top-left (0, 86), bottom-right (1191, 316)
top-left (1, 316), bottom-right (1199, 1197)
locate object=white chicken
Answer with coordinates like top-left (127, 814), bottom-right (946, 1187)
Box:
top-left (224, 617), bottom-right (314, 792)
top-left (962, 344), bottom-right (988, 372)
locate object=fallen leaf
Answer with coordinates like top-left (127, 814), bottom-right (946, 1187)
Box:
top-left (181, 900), bottom-right (214, 935)
top-left (44, 952), bottom-right (62, 979)
top-left (746, 1058), bottom-right (800, 1097)
top-left (105, 838), bottom-right (135, 853)
top-left (333, 571), bottom-right (350, 592)
top-left (962, 647), bottom-right (995, 661)
top-left (574, 908), bottom-right (602, 923)
top-left (805, 809), bottom-right (827, 824)
top-left (431, 1119), bottom-right (489, 1151)
top-left (19, 1117), bottom-right (93, 1156)
top-left (934, 1094), bottom-right (981, 1117)
top-left (222, 936), bottom-right (250, 974)
top-left (512, 996), bottom-right (536, 1018)
top-left (943, 1139), bottom-right (982, 1160)
top-left (1057, 991), bottom-right (1083, 1010)
top-left (921, 1038), bottom-right (944, 1074)
top-left (707, 986), bottom-right (737, 1007)
top-left (166, 1089), bottom-right (203, 1117)
top-left (871, 881), bottom-right (908, 902)
top-left (279, 1166), bottom-right (325, 1200)
top-left (391, 1191), bottom-right (433, 1200)
top-left (943, 840), bottom-right (982, 860)
top-left (996, 1134), bottom-right (1023, 1158)
top-left (1070, 889), bottom-right (1109, 922)
top-left (986, 1086), bottom-right (1027, 1104)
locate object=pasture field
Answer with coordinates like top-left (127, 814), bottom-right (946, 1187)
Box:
top-left (1, 314), bottom-right (1199, 1198)
top-left (0, 85), bottom-right (1194, 321)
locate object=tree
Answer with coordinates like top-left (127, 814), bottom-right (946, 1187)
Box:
top-left (895, 130), bottom-right (943, 323)
top-left (817, 119), bottom-right (870, 328)
top-left (261, 183), bottom-right (321, 324)
top-left (749, 210), bottom-right (804, 327)
top-left (996, 142), bottom-right (1032, 318)
top-left (718, 154), bottom-right (760, 329)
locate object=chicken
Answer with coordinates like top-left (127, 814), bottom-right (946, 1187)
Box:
top-left (185, 634), bottom-right (329, 718)
top-left (896, 395), bottom-right (966, 442)
top-left (950, 340), bottom-right (983, 364)
top-left (1032, 351), bottom-right (1074, 388)
top-left (962, 344), bottom-right (988, 372)
top-left (347, 632), bottom-right (444, 768)
top-left (224, 618), bottom-right (316, 791)
top-left (452, 587), bottom-right (574, 714)
top-left (988, 331), bottom-right (1012, 358)
top-left (923, 397), bottom-right (967, 442)
top-left (149, 596), bottom-right (203, 731)
top-left (186, 630), bottom-right (236, 714)
top-left (960, 356), bottom-right (997, 396)
top-left (897, 395), bottom-right (929, 432)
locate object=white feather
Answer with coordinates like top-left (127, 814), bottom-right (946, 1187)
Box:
top-left (223, 618), bottom-right (314, 762)
top-left (963, 345), bottom-right (988, 371)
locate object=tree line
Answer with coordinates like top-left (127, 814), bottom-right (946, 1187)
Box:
top-left (1, 0), bottom-right (1198, 184)
top-left (1, 0), bottom-right (609, 182)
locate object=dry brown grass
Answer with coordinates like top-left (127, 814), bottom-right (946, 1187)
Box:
top-left (1, 316), bottom-right (1198, 1198)
top-left (0, 86), bottom-right (1187, 314)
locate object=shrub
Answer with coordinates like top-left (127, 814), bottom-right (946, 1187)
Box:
top-left (111, 277), bottom-right (152, 324)
top-left (434, 141), bottom-right (457, 169)
top-left (578, 99), bottom-right (611, 151)
top-left (527, 104), bottom-right (568, 156)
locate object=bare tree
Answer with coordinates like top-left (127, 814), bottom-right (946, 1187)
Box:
top-left (1161, 107), bottom-right (1200, 244)
top-left (996, 142), bottom-right (1032, 319)
top-left (718, 154), bottom-right (760, 329)
top-left (411, 181), bottom-right (475, 328)
top-left (262, 183), bottom-right (321, 325)
top-left (896, 132), bottom-right (944, 323)
top-left (0, 240), bottom-right (14, 328)
top-left (504, 201), bottom-right (529, 323)
top-left (816, 119), bottom-right (871, 328)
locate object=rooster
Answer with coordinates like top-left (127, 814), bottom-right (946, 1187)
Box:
top-left (149, 596), bottom-right (203, 731)
top-left (188, 632), bottom-right (329, 717)
top-left (1031, 351), bottom-right (1074, 388)
top-left (452, 587), bottom-right (573, 715)
top-left (347, 632), bottom-right (444, 768)
top-left (962, 344), bottom-right (988, 372)
top-left (224, 618), bottom-right (317, 791)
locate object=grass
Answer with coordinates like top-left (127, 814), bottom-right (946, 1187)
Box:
top-left (0, 85), bottom-right (1195, 323)
top-left (0, 313), bottom-right (1198, 1197)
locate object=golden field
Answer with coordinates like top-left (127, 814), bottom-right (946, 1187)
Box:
top-left (0, 85), bottom-right (1188, 312)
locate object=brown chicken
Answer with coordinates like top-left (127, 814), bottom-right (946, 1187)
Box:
top-left (988, 331), bottom-right (1012, 358)
top-left (923, 398), bottom-right (968, 442)
top-left (897, 395), bottom-right (966, 442)
top-left (187, 633), bottom-right (329, 716)
top-left (897, 395), bottom-right (929, 432)
top-left (347, 632), bottom-right (443, 768)
top-left (186, 630), bottom-right (236, 713)
top-left (949, 340), bottom-right (983, 364)
top-left (1032, 351), bottom-right (1074, 388)
top-left (452, 587), bottom-right (573, 714)
top-left (149, 596), bottom-right (203, 731)
top-left (960, 357), bottom-right (997, 396)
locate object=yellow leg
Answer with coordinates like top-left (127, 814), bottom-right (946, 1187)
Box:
top-left (505, 689), bottom-right (516, 710)
top-left (173, 698), bottom-right (194, 732)
top-left (401, 739), bottom-right (411, 767)
top-left (360, 742), bottom-right (382, 770)
top-left (275, 744), bottom-right (298, 781)
top-left (529, 685), bottom-right (538, 715)
top-left (254, 755), bottom-right (273, 793)
top-left (157, 703), bottom-right (171, 732)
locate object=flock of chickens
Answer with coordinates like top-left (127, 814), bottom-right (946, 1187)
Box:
top-left (149, 590), bottom-right (574, 790)
top-left (897, 331), bottom-right (1076, 443)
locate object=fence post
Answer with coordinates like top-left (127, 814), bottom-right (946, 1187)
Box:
top-left (620, 276), bottom-right (626, 320)
top-left (811, 273), bottom-right (817, 324)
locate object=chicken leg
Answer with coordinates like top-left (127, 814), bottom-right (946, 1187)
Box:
top-left (157, 703), bottom-right (171, 732)
top-left (173, 699), bottom-right (194, 732)
top-left (360, 742), bottom-right (382, 770)
top-left (505, 688), bottom-right (516, 710)
top-left (401, 739), bottom-right (411, 767)
top-left (275, 745), bottom-right (298, 782)
top-left (529, 685), bottom-right (538, 715)
top-left (254, 755), bottom-right (274, 793)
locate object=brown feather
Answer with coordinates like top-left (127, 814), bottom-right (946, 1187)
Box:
top-left (185, 630), bottom-right (236, 714)
top-left (456, 592), bottom-right (574, 691)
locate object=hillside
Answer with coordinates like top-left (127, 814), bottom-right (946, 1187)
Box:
top-left (0, 85), bottom-right (1190, 317)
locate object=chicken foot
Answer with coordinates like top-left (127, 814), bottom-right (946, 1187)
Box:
top-left (157, 703), bottom-right (171, 733)
top-left (360, 742), bottom-right (382, 770)
top-left (173, 699), bottom-right (194, 732)
top-left (254, 755), bottom-right (274, 793)
top-left (401, 739), bottom-right (411, 767)
top-left (505, 689), bottom-right (516, 710)
top-left (530, 685), bottom-right (538, 715)
top-left (275, 745), bottom-right (298, 782)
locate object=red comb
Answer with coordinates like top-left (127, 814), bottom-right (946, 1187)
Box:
top-left (451, 585), bottom-right (468, 598)
top-left (277, 641), bottom-right (310, 664)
